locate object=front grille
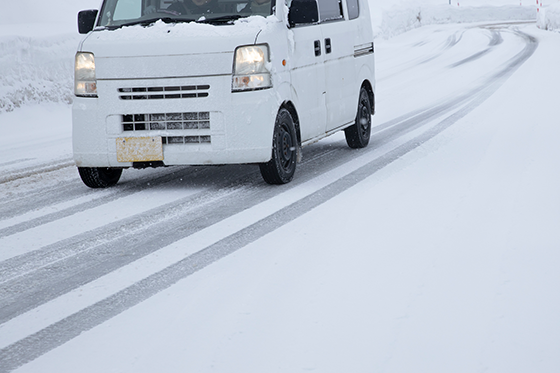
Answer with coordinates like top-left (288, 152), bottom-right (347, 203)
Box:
top-left (122, 112), bottom-right (210, 131)
top-left (119, 85), bottom-right (210, 100)
top-left (122, 112), bottom-right (211, 144)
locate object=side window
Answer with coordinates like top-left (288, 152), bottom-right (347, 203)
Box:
top-left (113, 0), bottom-right (142, 20)
top-left (288, 0), bottom-right (319, 27)
top-left (346, 0), bottom-right (359, 20)
top-left (317, 0), bottom-right (343, 23)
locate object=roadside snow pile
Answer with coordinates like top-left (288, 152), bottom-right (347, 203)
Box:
top-left (537, 3), bottom-right (560, 30)
top-left (373, 5), bottom-right (536, 39)
top-left (0, 33), bottom-right (80, 112)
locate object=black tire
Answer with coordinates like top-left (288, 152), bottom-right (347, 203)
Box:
top-left (78, 167), bottom-right (123, 188)
top-left (345, 87), bottom-right (372, 149)
top-left (259, 108), bottom-right (298, 185)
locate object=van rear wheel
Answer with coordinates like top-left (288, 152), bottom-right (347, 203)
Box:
top-left (78, 167), bottom-right (123, 188)
top-left (259, 108), bottom-right (298, 185)
top-left (345, 87), bottom-right (372, 149)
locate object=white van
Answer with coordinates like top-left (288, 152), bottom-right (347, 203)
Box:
top-left (73, 0), bottom-right (375, 187)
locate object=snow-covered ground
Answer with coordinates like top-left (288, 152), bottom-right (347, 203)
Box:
top-left (1, 1), bottom-right (560, 372)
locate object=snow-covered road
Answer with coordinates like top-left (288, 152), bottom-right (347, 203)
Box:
top-left (1, 20), bottom-right (560, 373)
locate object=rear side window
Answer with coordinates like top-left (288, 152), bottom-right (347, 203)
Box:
top-left (346, 0), bottom-right (359, 19)
top-left (318, 0), bottom-right (343, 22)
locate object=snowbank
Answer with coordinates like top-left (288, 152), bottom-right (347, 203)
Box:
top-left (371, 5), bottom-right (535, 39)
top-left (0, 1), bottom-right (539, 113)
top-left (537, 3), bottom-right (560, 30)
top-left (0, 0), bottom-right (99, 113)
top-left (0, 34), bottom-right (80, 112)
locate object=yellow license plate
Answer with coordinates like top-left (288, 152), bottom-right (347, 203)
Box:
top-left (116, 137), bottom-right (163, 163)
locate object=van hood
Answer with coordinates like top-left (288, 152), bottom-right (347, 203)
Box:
top-left (80, 20), bottom-right (269, 79)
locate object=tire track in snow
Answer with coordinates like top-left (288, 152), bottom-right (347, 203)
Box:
top-left (0, 99), bottom-right (454, 307)
top-left (0, 144), bottom-right (354, 319)
top-left (0, 160), bottom-right (75, 185)
top-left (0, 26), bottom-right (537, 373)
top-left (0, 163), bottom-right (220, 235)
top-left (449, 28), bottom-right (502, 68)
top-left (0, 149), bottom-right (340, 276)
top-left (0, 182), bottom-right (256, 324)
top-left (0, 141), bottom-right (342, 237)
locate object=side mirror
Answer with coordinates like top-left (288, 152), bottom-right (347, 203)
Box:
top-left (288, 0), bottom-right (318, 28)
top-left (78, 9), bottom-right (99, 34)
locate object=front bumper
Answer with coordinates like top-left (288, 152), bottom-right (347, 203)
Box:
top-left (72, 75), bottom-right (278, 168)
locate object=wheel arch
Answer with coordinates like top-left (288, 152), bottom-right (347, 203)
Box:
top-left (360, 80), bottom-right (375, 115)
top-left (279, 101), bottom-right (302, 147)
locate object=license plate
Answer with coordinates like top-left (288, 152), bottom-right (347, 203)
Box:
top-left (116, 137), bottom-right (163, 162)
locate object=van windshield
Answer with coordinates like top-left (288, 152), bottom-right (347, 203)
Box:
top-left (99, 0), bottom-right (275, 28)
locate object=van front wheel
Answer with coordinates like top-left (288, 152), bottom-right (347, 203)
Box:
top-left (345, 87), bottom-right (372, 149)
top-left (78, 167), bottom-right (123, 188)
top-left (260, 108), bottom-right (298, 185)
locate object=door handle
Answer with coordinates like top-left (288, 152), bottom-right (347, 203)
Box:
top-left (314, 40), bottom-right (321, 56)
top-left (325, 38), bottom-right (332, 54)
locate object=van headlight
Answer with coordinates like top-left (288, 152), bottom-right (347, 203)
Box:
top-left (232, 45), bottom-right (272, 92)
top-left (75, 52), bottom-right (98, 97)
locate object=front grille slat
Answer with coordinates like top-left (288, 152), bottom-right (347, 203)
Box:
top-left (118, 85), bottom-right (210, 100)
top-left (161, 136), bottom-right (211, 145)
top-left (122, 112), bottom-right (211, 144)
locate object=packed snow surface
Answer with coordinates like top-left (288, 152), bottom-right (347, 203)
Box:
top-left (1, 1), bottom-right (560, 372)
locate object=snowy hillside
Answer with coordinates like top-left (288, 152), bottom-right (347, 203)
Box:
top-left (0, 0), bottom-right (555, 113)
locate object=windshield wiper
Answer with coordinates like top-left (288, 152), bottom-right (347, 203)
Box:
top-left (199, 14), bottom-right (243, 24)
top-left (110, 17), bottom-right (196, 29)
